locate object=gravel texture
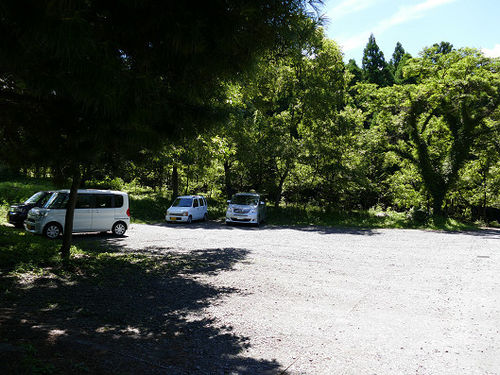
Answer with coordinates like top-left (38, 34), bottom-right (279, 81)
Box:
top-left (105, 222), bottom-right (500, 374)
top-left (2, 222), bottom-right (499, 374)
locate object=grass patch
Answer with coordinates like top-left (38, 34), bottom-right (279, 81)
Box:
top-left (265, 205), bottom-right (478, 231)
top-left (0, 222), bottom-right (218, 374)
top-left (0, 178), bottom-right (55, 206)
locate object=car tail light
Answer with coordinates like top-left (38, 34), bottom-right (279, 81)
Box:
top-left (126, 208), bottom-right (130, 217)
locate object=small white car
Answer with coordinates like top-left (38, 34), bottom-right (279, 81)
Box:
top-left (166, 195), bottom-right (208, 223)
top-left (226, 192), bottom-right (266, 225)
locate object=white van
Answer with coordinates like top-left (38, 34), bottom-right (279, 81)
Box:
top-left (24, 189), bottom-right (130, 238)
top-left (165, 195), bottom-right (207, 223)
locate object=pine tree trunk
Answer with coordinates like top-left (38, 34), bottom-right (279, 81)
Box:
top-left (60, 168), bottom-right (81, 263)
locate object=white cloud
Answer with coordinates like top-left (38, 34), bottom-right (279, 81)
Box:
top-left (482, 44), bottom-right (500, 58)
top-left (378, 0), bottom-right (456, 32)
top-left (336, 0), bottom-right (457, 52)
top-left (326, 0), bottom-right (379, 20)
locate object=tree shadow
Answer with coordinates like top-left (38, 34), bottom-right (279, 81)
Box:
top-left (0, 247), bottom-right (284, 374)
top-left (435, 227), bottom-right (500, 240)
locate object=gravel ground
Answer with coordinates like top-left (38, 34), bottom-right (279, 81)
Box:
top-left (103, 222), bottom-right (500, 375)
top-left (2, 222), bottom-right (499, 374)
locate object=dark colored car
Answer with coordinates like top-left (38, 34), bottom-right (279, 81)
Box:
top-left (7, 191), bottom-right (53, 228)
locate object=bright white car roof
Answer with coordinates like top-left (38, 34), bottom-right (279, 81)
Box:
top-left (54, 189), bottom-right (127, 195)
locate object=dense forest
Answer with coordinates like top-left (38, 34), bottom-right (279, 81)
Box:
top-left (82, 33), bottom-right (499, 222)
top-left (1, 4), bottom-right (499, 226)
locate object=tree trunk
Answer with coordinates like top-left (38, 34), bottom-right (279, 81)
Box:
top-left (60, 168), bottom-right (81, 263)
top-left (431, 189), bottom-right (445, 217)
top-left (223, 159), bottom-right (232, 199)
top-left (172, 164), bottom-right (178, 199)
top-left (274, 165), bottom-right (290, 208)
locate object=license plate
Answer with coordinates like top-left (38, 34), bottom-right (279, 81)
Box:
top-left (170, 217), bottom-right (178, 221)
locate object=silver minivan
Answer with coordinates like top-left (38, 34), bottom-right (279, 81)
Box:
top-left (226, 192), bottom-right (266, 225)
top-left (24, 189), bottom-right (130, 238)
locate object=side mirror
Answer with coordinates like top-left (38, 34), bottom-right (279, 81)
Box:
top-left (227, 200), bottom-right (231, 204)
top-left (260, 201), bottom-right (265, 205)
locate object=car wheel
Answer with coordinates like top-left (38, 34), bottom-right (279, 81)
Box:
top-left (112, 221), bottom-right (127, 236)
top-left (187, 215), bottom-right (192, 224)
top-left (14, 222), bottom-right (24, 229)
top-left (203, 213), bottom-right (208, 221)
top-left (44, 223), bottom-right (62, 239)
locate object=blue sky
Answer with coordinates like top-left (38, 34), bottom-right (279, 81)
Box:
top-left (323, 0), bottom-right (500, 63)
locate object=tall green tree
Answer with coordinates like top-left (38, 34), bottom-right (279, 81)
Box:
top-left (389, 42), bottom-right (406, 72)
top-left (373, 48), bottom-right (500, 216)
top-left (361, 34), bottom-right (394, 86)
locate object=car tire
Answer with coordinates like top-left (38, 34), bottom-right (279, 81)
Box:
top-left (203, 213), bottom-right (208, 221)
top-left (14, 222), bottom-right (24, 229)
top-left (43, 222), bottom-right (62, 239)
top-left (112, 221), bottom-right (127, 236)
top-left (187, 215), bottom-right (192, 224)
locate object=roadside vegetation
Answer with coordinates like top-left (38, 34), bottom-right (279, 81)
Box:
top-left (0, 177), bottom-right (480, 231)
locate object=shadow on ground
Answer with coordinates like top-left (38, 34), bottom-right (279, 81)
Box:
top-left (0, 247), bottom-right (283, 374)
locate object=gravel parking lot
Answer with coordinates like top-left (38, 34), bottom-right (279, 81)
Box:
top-left (104, 222), bottom-right (500, 375)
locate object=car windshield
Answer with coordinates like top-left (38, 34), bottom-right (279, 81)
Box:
top-left (231, 195), bottom-right (259, 206)
top-left (172, 197), bottom-right (193, 207)
top-left (25, 191), bottom-right (47, 204)
top-left (44, 192), bottom-right (69, 209)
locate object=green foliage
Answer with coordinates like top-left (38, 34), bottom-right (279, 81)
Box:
top-left (1, 14), bottom-right (498, 228)
top-left (0, 178), bottom-right (54, 206)
top-left (372, 48), bottom-right (500, 215)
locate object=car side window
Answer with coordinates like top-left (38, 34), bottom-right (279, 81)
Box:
top-left (95, 194), bottom-right (113, 208)
top-left (193, 199), bottom-right (199, 208)
top-left (38, 193), bottom-right (52, 207)
top-left (75, 194), bottom-right (92, 209)
top-left (49, 193), bottom-right (69, 209)
top-left (114, 195), bottom-right (123, 208)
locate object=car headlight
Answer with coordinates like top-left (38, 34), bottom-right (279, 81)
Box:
top-left (182, 212), bottom-right (188, 216)
top-left (250, 208), bottom-right (257, 213)
top-left (166, 210), bottom-right (170, 215)
top-left (227, 207), bottom-right (232, 213)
